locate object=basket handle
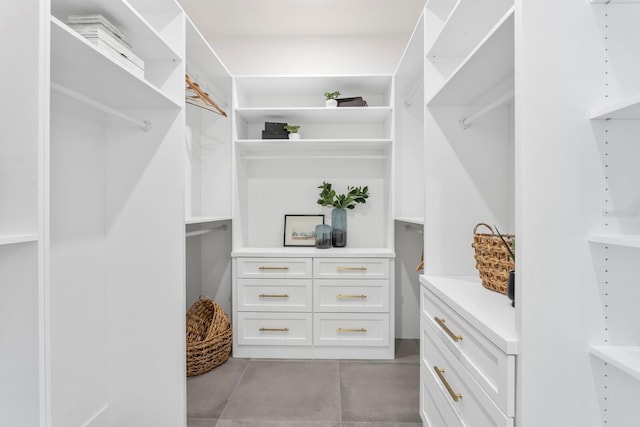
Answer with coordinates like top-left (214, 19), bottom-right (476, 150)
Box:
top-left (473, 223), bottom-right (495, 235)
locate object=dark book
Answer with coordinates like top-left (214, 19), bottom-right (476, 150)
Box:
top-left (262, 130), bottom-right (289, 139)
top-left (337, 97), bottom-right (368, 107)
top-left (264, 122), bottom-right (289, 132)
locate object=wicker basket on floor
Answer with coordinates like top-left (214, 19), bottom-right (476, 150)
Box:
top-left (186, 296), bottom-right (232, 377)
top-left (471, 223), bottom-right (515, 295)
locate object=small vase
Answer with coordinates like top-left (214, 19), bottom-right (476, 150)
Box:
top-left (331, 208), bottom-right (347, 247)
top-left (325, 99), bottom-right (338, 108)
top-left (507, 270), bottom-right (515, 307)
top-left (288, 133), bottom-right (300, 140)
top-left (315, 224), bottom-right (332, 249)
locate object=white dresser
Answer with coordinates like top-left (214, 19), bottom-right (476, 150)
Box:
top-left (419, 276), bottom-right (517, 426)
top-left (232, 251), bottom-right (395, 359)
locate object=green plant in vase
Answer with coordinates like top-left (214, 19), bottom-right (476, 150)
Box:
top-left (324, 90), bottom-right (341, 107)
top-left (317, 182), bottom-right (369, 247)
top-left (284, 124), bottom-right (301, 140)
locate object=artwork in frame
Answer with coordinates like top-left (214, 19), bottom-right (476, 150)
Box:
top-left (283, 214), bottom-right (325, 247)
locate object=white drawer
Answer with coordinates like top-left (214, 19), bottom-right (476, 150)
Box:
top-left (236, 312), bottom-right (312, 346)
top-left (236, 257), bottom-right (312, 278)
top-left (237, 279), bottom-right (312, 312)
top-left (313, 279), bottom-right (389, 312)
top-left (421, 317), bottom-right (513, 427)
top-left (313, 258), bottom-right (389, 279)
top-left (313, 313), bottom-right (389, 347)
top-left (421, 370), bottom-right (464, 427)
top-left (421, 285), bottom-right (516, 417)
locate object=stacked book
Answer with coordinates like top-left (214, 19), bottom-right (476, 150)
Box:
top-left (68, 14), bottom-right (144, 78)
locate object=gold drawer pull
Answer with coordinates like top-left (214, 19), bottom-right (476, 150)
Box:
top-left (434, 317), bottom-right (462, 342)
top-left (336, 266), bottom-right (367, 271)
top-left (259, 327), bottom-right (289, 332)
top-left (259, 266), bottom-right (289, 270)
top-left (434, 366), bottom-right (462, 402)
top-left (259, 294), bottom-right (289, 298)
top-left (336, 294), bottom-right (367, 299)
top-left (337, 328), bottom-right (367, 333)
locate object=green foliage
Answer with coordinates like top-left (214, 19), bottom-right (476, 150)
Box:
top-left (284, 124), bottom-right (300, 133)
top-left (494, 225), bottom-right (515, 262)
top-left (324, 90), bottom-right (341, 100)
top-left (317, 181), bottom-right (369, 209)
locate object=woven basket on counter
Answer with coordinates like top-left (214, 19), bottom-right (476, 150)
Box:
top-left (186, 296), bottom-right (232, 377)
top-left (471, 223), bottom-right (515, 295)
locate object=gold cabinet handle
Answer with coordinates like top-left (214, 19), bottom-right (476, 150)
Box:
top-left (434, 317), bottom-right (462, 342)
top-left (259, 327), bottom-right (289, 332)
top-left (336, 266), bottom-right (367, 271)
top-left (259, 294), bottom-right (289, 298)
top-left (337, 328), bottom-right (367, 333)
top-left (259, 266), bottom-right (289, 270)
top-left (336, 294), bottom-right (367, 299)
top-left (434, 366), bottom-right (462, 402)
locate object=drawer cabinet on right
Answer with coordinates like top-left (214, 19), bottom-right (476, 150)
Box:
top-left (419, 276), bottom-right (518, 427)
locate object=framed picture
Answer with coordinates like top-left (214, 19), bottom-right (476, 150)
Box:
top-left (283, 214), bottom-right (325, 247)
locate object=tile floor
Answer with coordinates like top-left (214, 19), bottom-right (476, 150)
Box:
top-left (187, 339), bottom-right (422, 427)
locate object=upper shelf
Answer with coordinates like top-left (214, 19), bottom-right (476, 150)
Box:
top-left (51, 0), bottom-right (181, 62)
top-left (234, 107), bottom-right (392, 124)
top-left (0, 234), bottom-right (39, 246)
top-left (590, 94), bottom-right (640, 120)
top-left (50, 17), bottom-right (180, 110)
top-left (427, 7), bottom-right (514, 106)
top-left (427, 0), bottom-right (514, 61)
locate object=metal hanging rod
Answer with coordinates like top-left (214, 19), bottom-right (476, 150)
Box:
top-left (460, 89), bottom-right (515, 129)
top-left (51, 82), bottom-right (151, 132)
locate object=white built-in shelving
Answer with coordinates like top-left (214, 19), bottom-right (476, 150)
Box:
top-left (421, 0), bottom-right (516, 424)
top-left (3, 0), bottom-right (189, 426)
top-left (589, 234), bottom-right (640, 248)
top-left (232, 74), bottom-right (394, 252)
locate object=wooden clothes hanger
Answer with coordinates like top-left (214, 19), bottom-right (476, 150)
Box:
top-left (185, 74), bottom-right (227, 117)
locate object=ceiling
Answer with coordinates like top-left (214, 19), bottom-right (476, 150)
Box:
top-left (178, 0), bottom-right (427, 38)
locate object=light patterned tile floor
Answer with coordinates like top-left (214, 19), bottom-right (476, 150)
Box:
top-left (187, 339), bottom-right (421, 427)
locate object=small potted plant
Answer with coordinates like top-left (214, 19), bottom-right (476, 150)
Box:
top-left (324, 91), bottom-right (341, 108)
top-left (284, 124), bottom-right (301, 140)
top-left (317, 181), bottom-right (369, 247)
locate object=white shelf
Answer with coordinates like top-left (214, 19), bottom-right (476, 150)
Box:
top-left (0, 234), bottom-right (39, 246)
top-left (232, 247), bottom-right (396, 258)
top-left (427, 0), bottom-right (513, 60)
top-left (589, 234), bottom-right (640, 248)
top-left (50, 17), bottom-right (180, 110)
top-left (234, 107), bottom-right (392, 124)
top-left (428, 7), bottom-right (514, 106)
top-left (234, 75), bottom-right (392, 99)
top-left (51, 0), bottom-right (181, 62)
top-left (185, 216), bottom-right (231, 225)
top-left (590, 346), bottom-right (640, 381)
top-left (590, 94), bottom-right (640, 120)
top-left (235, 139), bottom-right (391, 160)
top-left (420, 275), bottom-right (518, 354)
top-left (395, 217), bottom-right (424, 225)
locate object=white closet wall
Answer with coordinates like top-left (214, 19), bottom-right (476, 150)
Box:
top-left (517, 1), bottom-right (640, 425)
top-left (0, 3), bottom-right (45, 426)
top-left (393, 11), bottom-right (426, 339)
